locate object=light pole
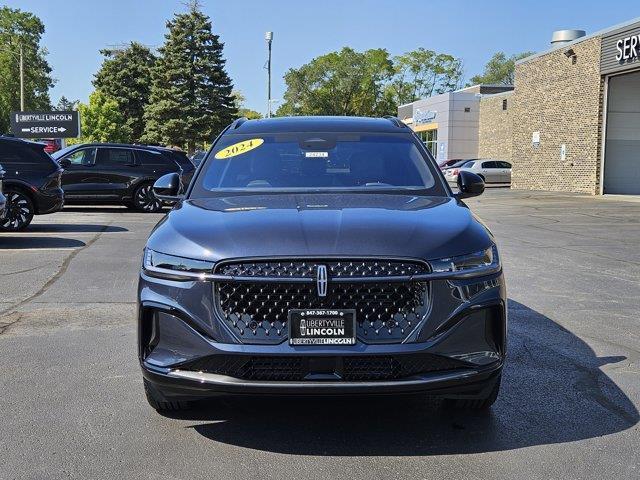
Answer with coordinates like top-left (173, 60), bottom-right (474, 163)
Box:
top-left (1, 41), bottom-right (25, 111)
top-left (265, 31), bottom-right (273, 118)
top-left (19, 43), bottom-right (24, 111)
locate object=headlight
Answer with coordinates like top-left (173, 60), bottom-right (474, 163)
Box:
top-left (429, 245), bottom-right (500, 278)
top-left (143, 248), bottom-right (214, 280)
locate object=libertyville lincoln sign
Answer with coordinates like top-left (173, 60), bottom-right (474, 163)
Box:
top-left (10, 111), bottom-right (80, 138)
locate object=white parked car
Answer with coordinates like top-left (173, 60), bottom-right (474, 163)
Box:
top-left (443, 159), bottom-right (475, 182)
top-left (445, 159), bottom-right (512, 184)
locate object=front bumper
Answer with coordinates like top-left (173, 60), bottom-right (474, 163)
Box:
top-left (142, 359), bottom-right (502, 399)
top-left (34, 188), bottom-right (64, 215)
top-left (138, 269), bottom-right (506, 401)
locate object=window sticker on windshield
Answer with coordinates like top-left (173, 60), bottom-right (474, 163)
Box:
top-left (305, 151), bottom-right (328, 158)
top-left (214, 138), bottom-right (264, 159)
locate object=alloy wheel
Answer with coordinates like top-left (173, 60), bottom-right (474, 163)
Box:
top-left (1, 191), bottom-right (34, 231)
top-left (134, 184), bottom-right (163, 213)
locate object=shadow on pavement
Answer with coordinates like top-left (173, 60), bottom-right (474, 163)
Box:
top-left (0, 236), bottom-right (86, 249)
top-left (25, 224), bottom-right (128, 233)
top-left (171, 300), bottom-right (638, 455)
top-left (62, 206), bottom-right (168, 214)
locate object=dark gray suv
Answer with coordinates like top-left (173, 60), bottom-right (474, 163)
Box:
top-left (138, 116), bottom-right (506, 412)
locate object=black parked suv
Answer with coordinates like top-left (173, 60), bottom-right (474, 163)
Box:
top-left (0, 137), bottom-right (64, 231)
top-left (138, 116), bottom-right (506, 413)
top-left (52, 144), bottom-right (195, 212)
top-left (0, 163), bottom-right (6, 219)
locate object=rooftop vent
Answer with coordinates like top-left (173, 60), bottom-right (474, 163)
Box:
top-left (551, 30), bottom-right (586, 46)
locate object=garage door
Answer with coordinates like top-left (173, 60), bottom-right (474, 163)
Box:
top-left (604, 70), bottom-right (640, 194)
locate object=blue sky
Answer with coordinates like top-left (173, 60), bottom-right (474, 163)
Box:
top-left (3, 0), bottom-right (637, 114)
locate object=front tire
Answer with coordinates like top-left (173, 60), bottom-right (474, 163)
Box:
top-left (132, 183), bottom-right (163, 213)
top-left (0, 189), bottom-right (35, 231)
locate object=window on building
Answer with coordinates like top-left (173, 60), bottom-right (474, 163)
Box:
top-left (417, 129), bottom-right (438, 156)
top-left (502, 99), bottom-right (508, 110)
top-left (464, 107), bottom-right (471, 113)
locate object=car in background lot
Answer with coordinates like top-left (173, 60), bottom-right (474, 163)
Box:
top-left (139, 116), bottom-right (505, 413)
top-left (442, 159), bottom-right (474, 181)
top-left (458, 160), bottom-right (512, 184)
top-left (52, 143), bottom-right (195, 212)
top-left (190, 150), bottom-right (206, 166)
top-left (438, 158), bottom-right (461, 170)
top-left (0, 164), bottom-right (6, 219)
top-left (0, 137), bottom-right (64, 231)
top-left (42, 138), bottom-right (62, 154)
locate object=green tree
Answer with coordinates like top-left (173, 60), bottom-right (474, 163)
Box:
top-left (232, 90), bottom-right (262, 120)
top-left (93, 42), bottom-right (156, 142)
top-left (0, 7), bottom-right (54, 133)
top-left (469, 51), bottom-right (534, 86)
top-left (54, 95), bottom-right (79, 111)
top-left (143, 2), bottom-right (236, 152)
top-left (238, 108), bottom-right (262, 120)
top-left (277, 47), bottom-right (395, 117)
top-left (77, 90), bottom-right (131, 143)
top-left (387, 48), bottom-right (463, 105)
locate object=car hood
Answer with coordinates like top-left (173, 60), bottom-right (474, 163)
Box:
top-left (147, 193), bottom-right (493, 262)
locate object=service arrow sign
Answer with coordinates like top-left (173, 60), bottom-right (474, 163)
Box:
top-left (10, 111), bottom-right (80, 139)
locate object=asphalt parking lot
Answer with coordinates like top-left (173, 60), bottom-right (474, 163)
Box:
top-left (1, 189), bottom-right (639, 480)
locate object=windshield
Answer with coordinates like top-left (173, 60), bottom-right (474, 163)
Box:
top-left (192, 132), bottom-right (443, 196)
top-left (51, 145), bottom-right (77, 160)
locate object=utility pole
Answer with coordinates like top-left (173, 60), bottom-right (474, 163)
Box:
top-left (265, 31), bottom-right (273, 118)
top-left (1, 40), bottom-right (26, 111)
top-left (19, 43), bottom-right (24, 111)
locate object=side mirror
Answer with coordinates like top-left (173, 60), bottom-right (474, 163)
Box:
top-left (59, 158), bottom-right (71, 168)
top-left (455, 170), bottom-right (485, 199)
top-left (153, 173), bottom-right (183, 202)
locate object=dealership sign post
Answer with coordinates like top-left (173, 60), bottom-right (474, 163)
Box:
top-left (10, 111), bottom-right (80, 138)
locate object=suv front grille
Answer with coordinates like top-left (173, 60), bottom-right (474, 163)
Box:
top-left (219, 260), bottom-right (428, 278)
top-left (180, 354), bottom-right (466, 382)
top-left (214, 259), bottom-right (430, 344)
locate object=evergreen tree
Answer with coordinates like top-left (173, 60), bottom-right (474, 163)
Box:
top-left (0, 7), bottom-right (54, 133)
top-left (54, 95), bottom-right (79, 111)
top-left (143, 3), bottom-right (236, 152)
top-left (93, 42), bottom-right (156, 143)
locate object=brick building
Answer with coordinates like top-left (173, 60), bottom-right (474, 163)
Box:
top-left (400, 17), bottom-right (640, 195)
top-left (398, 85), bottom-right (513, 164)
top-left (478, 91), bottom-right (513, 162)
top-left (509, 18), bottom-right (640, 195)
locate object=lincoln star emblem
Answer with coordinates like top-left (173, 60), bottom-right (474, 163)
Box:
top-left (316, 265), bottom-right (328, 297)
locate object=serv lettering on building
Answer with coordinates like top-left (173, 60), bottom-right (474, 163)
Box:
top-left (601, 22), bottom-right (640, 75)
top-left (615, 35), bottom-right (640, 61)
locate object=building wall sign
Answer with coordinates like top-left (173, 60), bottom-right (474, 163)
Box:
top-left (414, 108), bottom-right (437, 125)
top-left (532, 131), bottom-right (541, 147)
top-left (601, 22), bottom-right (640, 75)
top-left (615, 35), bottom-right (640, 61)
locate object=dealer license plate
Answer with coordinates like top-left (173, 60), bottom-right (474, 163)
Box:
top-left (288, 309), bottom-right (356, 345)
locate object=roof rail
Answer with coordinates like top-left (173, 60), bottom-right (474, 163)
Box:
top-left (383, 116), bottom-right (407, 128)
top-left (231, 117), bottom-right (249, 129)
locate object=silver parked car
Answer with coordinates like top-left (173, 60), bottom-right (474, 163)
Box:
top-left (446, 159), bottom-right (511, 184)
